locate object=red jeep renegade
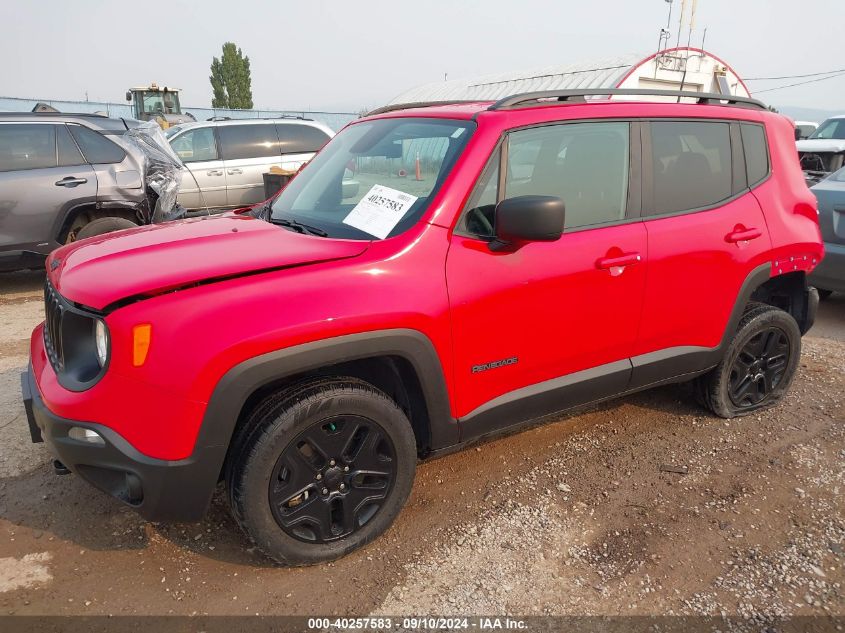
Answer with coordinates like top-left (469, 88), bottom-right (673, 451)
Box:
top-left (22, 89), bottom-right (823, 565)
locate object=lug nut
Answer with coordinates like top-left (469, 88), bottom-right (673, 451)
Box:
top-left (343, 466), bottom-right (349, 472)
top-left (330, 459), bottom-right (336, 466)
top-left (322, 488), bottom-right (329, 495)
top-left (340, 483), bottom-right (346, 490)
top-left (316, 473), bottom-right (322, 480)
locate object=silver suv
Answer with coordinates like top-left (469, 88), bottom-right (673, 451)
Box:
top-left (0, 112), bottom-right (155, 272)
top-left (165, 117), bottom-right (334, 211)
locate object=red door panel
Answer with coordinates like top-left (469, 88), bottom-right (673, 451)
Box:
top-left (636, 193), bottom-right (772, 356)
top-left (446, 223), bottom-right (647, 418)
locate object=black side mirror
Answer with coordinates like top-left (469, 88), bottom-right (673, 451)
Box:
top-left (490, 195), bottom-right (565, 251)
top-left (125, 91), bottom-right (132, 102)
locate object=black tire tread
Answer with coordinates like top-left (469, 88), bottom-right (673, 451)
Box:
top-left (695, 303), bottom-right (801, 419)
top-left (226, 377), bottom-right (416, 565)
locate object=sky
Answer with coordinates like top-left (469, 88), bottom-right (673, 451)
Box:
top-left (2, 0), bottom-right (844, 116)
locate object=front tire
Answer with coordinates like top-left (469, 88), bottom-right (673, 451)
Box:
top-left (695, 304), bottom-right (801, 419)
top-left (227, 378), bottom-right (417, 566)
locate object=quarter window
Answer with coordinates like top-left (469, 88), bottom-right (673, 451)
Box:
top-left (650, 121), bottom-right (732, 215)
top-left (68, 124), bottom-right (125, 164)
top-left (505, 122), bottom-right (630, 230)
top-left (741, 123), bottom-right (769, 186)
top-left (0, 124), bottom-right (57, 171)
top-left (170, 127), bottom-right (219, 162)
top-left (217, 124), bottom-right (280, 160)
top-left (277, 124), bottom-right (331, 154)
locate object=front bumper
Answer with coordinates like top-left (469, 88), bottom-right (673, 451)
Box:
top-left (809, 242), bottom-right (845, 293)
top-left (21, 366), bottom-right (222, 522)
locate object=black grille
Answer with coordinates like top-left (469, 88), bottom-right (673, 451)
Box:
top-left (43, 281), bottom-right (66, 372)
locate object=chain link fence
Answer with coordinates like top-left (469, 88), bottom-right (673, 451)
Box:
top-left (0, 96), bottom-right (359, 131)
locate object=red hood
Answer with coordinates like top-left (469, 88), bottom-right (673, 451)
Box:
top-left (48, 214), bottom-right (368, 310)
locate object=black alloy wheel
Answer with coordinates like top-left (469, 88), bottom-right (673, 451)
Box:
top-left (269, 415), bottom-right (397, 543)
top-left (727, 326), bottom-right (791, 408)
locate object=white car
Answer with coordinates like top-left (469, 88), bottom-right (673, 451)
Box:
top-left (794, 120), bottom-right (818, 140)
top-left (795, 115), bottom-right (845, 183)
top-left (165, 118), bottom-right (334, 211)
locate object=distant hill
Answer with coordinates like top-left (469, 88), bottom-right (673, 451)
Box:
top-left (773, 105), bottom-right (844, 123)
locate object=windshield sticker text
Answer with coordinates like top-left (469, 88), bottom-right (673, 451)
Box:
top-left (343, 185), bottom-right (418, 239)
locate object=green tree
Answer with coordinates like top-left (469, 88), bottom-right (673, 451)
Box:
top-left (209, 42), bottom-right (254, 109)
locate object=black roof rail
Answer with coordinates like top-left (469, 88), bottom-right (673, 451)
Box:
top-left (488, 89), bottom-right (767, 111)
top-left (206, 115), bottom-right (315, 122)
top-left (366, 100), bottom-right (483, 117)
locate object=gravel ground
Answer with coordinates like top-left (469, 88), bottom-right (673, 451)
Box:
top-left (0, 271), bottom-right (842, 620)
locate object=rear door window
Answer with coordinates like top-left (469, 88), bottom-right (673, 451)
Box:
top-left (0, 124), bottom-right (57, 171)
top-left (277, 124), bottom-right (331, 154)
top-left (56, 125), bottom-right (85, 167)
top-left (649, 121), bottom-right (732, 215)
top-left (217, 124), bottom-right (280, 160)
top-left (68, 124), bottom-right (126, 164)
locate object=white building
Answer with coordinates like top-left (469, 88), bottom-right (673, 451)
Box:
top-left (390, 47), bottom-right (750, 104)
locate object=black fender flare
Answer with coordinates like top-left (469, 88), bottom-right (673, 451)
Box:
top-left (184, 329), bottom-right (457, 515)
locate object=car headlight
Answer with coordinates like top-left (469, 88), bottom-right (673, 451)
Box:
top-left (94, 319), bottom-right (109, 368)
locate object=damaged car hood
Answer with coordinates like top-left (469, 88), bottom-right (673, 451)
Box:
top-left (796, 139), bottom-right (845, 153)
top-left (47, 214), bottom-right (369, 310)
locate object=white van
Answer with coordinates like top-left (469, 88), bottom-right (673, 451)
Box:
top-left (165, 118), bottom-right (334, 210)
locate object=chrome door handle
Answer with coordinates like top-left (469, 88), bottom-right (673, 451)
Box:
top-left (206, 170), bottom-right (223, 176)
top-left (227, 168), bottom-right (243, 175)
top-left (55, 177), bottom-right (87, 187)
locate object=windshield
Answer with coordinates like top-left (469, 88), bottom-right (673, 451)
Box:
top-left (142, 91), bottom-right (181, 115)
top-left (270, 117), bottom-right (475, 240)
top-left (828, 166), bottom-right (845, 182)
top-left (808, 118), bottom-right (845, 140)
top-left (164, 124), bottom-right (184, 139)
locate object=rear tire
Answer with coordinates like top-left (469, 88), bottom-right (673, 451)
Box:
top-left (75, 217), bottom-right (138, 241)
top-left (227, 377), bottom-right (417, 566)
top-left (694, 304), bottom-right (801, 419)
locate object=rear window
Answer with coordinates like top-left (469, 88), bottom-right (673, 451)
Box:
top-left (0, 124), bottom-right (57, 171)
top-left (649, 121), bottom-right (732, 215)
top-left (69, 124), bottom-right (125, 164)
top-left (741, 123), bottom-right (769, 186)
top-left (217, 124), bottom-right (280, 160)
top-left (277, 124), bottom-right (331, 154)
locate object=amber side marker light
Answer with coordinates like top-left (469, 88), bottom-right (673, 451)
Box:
top-left (132, 324), bottom-right (152, 367)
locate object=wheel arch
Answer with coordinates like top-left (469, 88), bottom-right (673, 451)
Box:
top-left (53, 201), bottom-right (146, 244)
top-left (750, 270), bottom-right (818, 335)
top-left (197, 329), bottom-right (457, 482)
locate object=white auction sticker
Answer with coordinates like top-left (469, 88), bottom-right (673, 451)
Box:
top-left (342, 184), bottom-right (418, 239)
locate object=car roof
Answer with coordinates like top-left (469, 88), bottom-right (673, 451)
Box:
top-left (0, 112), bottom-right (130, 132)
top-left (170, 117), bottom-right (335, 136)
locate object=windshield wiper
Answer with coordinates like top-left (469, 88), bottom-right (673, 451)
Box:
top-left (270, 217), bottom-right (328, 237)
